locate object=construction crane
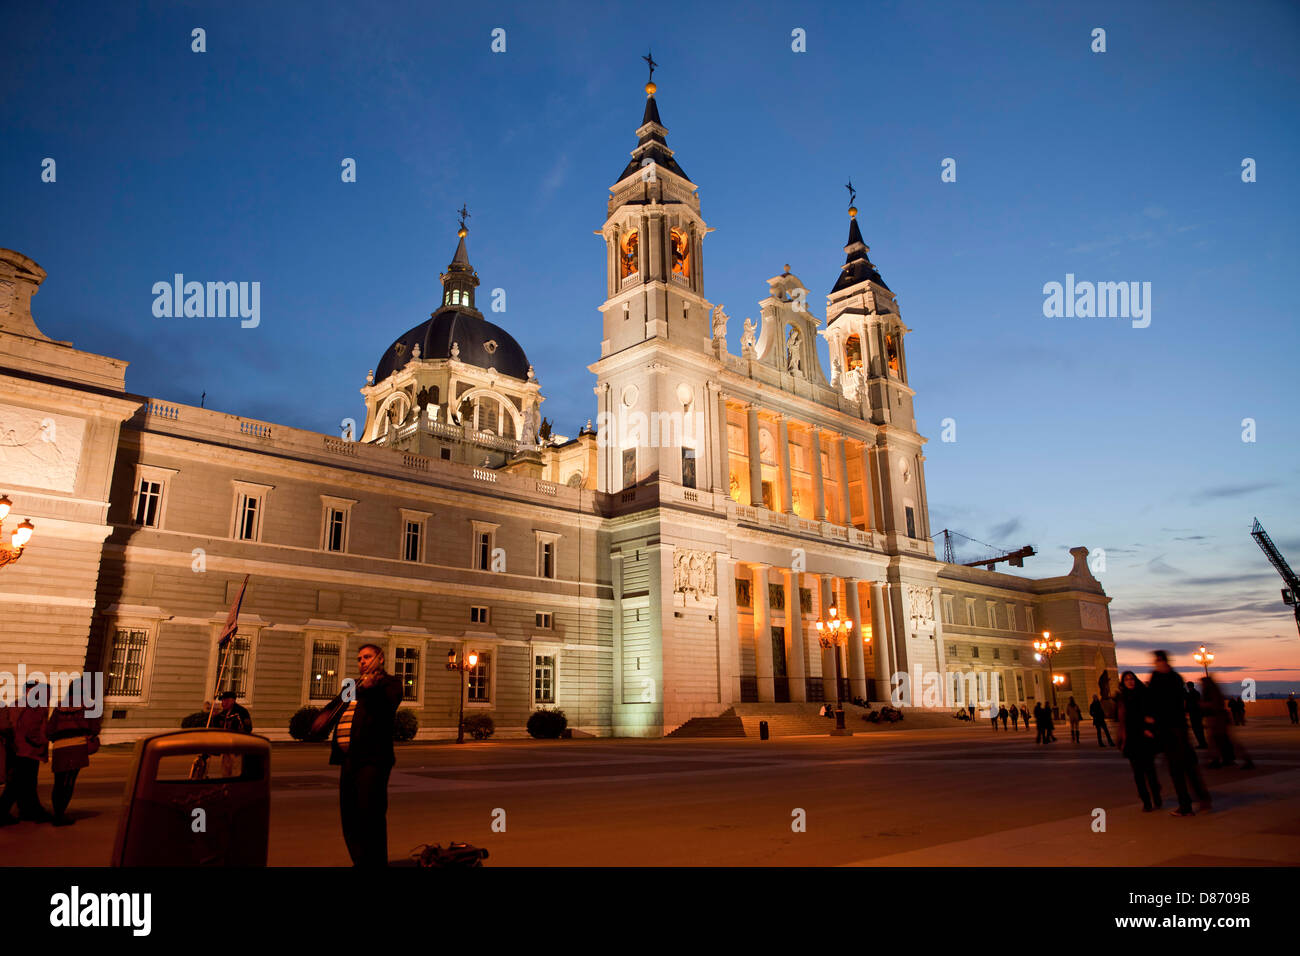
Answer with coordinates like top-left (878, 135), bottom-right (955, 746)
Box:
top-left (1250, 518), bottom-right (1300, 637)
top-left (938, 528), bottom-right (1037, 571)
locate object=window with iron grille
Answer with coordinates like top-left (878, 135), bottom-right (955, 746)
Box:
top-left (309, 640), bottom-right (340, 699)
top-left (106, 627), bottom-right (149, 697)
top-left (468, 651), bottom-right (492, 702)
top-left (395, 646), bottom-right (419, 702)
top-left (534, 654), bottom-right (555, 704)
top-left (134, 479), bottom-right (163, 527)
top-left (217, 635), bottom-right (252, 697)
top-left (403, 520), bottom-right (422, 562)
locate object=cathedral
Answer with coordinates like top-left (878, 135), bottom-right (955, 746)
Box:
top-left (0, 75), bottom-right (1117, 739)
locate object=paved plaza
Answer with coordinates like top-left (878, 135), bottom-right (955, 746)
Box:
top-left (5, 720), bottom-right (1299, 867)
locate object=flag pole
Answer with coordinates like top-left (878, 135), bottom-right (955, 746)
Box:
top-left (191, 574), bottom-right (249, 780)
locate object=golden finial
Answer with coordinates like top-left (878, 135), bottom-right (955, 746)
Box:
top-left (645, 81), bottom-right (657, 96)
top-left (848, 206), bottom-right (858, 218)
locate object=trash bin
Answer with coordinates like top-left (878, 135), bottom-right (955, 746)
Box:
top-left (759, 720), bottom-right (769, 740)
top-left (111, 729), bottom-right (272, 866)
top-left (835, 709), bottom-right (847, 730)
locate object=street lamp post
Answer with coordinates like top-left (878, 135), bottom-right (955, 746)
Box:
top-left (815, 604), bottom-right (857, 712)
top-left (0, 495), bottom-right (35, 569)
top-left (1033, 631), bottom-right (1063, 716)
top-left (1193, 644), bottom-right (1214, 677)
top-left (446, 647), bottom-right (479, 744)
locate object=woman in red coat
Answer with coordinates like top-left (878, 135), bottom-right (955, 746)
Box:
top-left (46, 679), bottom-right (101, 827)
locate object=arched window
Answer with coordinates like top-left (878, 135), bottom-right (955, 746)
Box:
top-left (670, 228), bottom-right (690, 278)
top-left (619, 229), bottom-right (639, 278)
top-left (845, 334), bottom-right (863, 371)
top-left (885, 333), bottom-right (900, 374)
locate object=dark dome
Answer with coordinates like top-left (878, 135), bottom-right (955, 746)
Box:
top-left (375, 307), bottom-right (531, 382)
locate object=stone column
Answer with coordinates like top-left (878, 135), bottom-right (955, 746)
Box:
top-left (888, 582), bottom-right (915, 705)
top-left (778, 416), bottom-right (794, 514)
top-left (782, 569), bottom-right (807, 701)
top-left (716, 555), bottom-right (740, 704)
top-left (752, 564), bottom-right (773, 702)
top-left (838, 437), bottom-right (853, 527)
top-left (860, 444), bottom-right (876, 532)
top-left (871, 582), bottom-right (891, 702)
top-left (747, 405), bottom-right (763, 508)
top-left (716, 391), bottom-right (730, 496)
top-left (818, 574), bottom-right (837, 703)
top-left (845, 578), bottom-right (867, 700)
top-left (931, 585), bottom-right (948, 707)
top-left (810, 426), bottom-right (827, 521)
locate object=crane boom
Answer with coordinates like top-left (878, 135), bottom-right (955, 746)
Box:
top-left (1251, 518), bottom-right (1300, 636)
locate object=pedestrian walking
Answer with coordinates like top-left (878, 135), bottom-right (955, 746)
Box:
top-left (46, 678), bottom-right (101, 827)
top-left (1185, 681), bottom-right (1208, 748)
top-left (310, 643), bottom-right (403, 867)
top-left (1288, 693), bottom-right (1298, 725)
top-left (0, 681), bottom-right (51, 823)
top-left (1201, 675), bottom-right (1254, 771)
top-left (1033, 702), bottom-right (1045, 744)
top-left (1066, 697), bottom-right (1082, 743)
top-left (1090, 695), bottom-right (1114, 747)
top-left (1230, 697), bottom-right (1247, 726)
top-left (999, 705), bottom-right (1009, 730)
top-left (1148, 651), bottom-right (1210, 817)
top-left (1044, 702), bottom-right (1057, 742)
top-left (1009, 705), bottom-right (1019, 730)
top-left (1020, 704), bottom-right (1030, 731)
top-left (1116, 670), bottom-right (1162, 811)
top-left (990, 706), bottom-right (1000, 731)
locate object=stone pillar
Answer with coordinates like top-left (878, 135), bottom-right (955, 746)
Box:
top-left (716, 555), bottom-right (740, 704)
top-left (931, 585), bottom-right (948, 707)
top-left (716, 391), bottom-right (730, 496)
top-left (818, 574), bottom-right (837, 703)
top-left (810, 426), bottom-right (827, 521)
top-left (752, 564), bottom-right (773, 702)
top-left (782, 569), bottom-right (807, 701)
top-left (869, 582), bottom-right (891, 702)
top-left (747, 405), bottom-right (763, 508)
top-left (860, 444), bottom-right (876, 532)
top-left (888, 582), bottom-right (915, 705)
top-left (778, 416), bottom-right (794, 514)
top-left (845, 578), bottom-right (867, 700)
top-left (838, 437), bottom-right (853, 528)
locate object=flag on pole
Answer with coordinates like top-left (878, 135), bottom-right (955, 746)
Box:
top-left (218, 574), bottom-right (249, 648)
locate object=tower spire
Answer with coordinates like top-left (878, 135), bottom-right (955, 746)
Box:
top-left (440, 208), bottom-right (480, 313)
top-left (832, 186), bottom-right (888, 293)
top-left (616, 54), bottom-right (688, 182)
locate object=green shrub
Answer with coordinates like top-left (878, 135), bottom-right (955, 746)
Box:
top-left (180, 711), bottom-right (210, 728)
top-left (394, 708), bottom-right (419, 741)
top-left (526, 708), bottom-right (568, 739)
top-left (289, 706), bottom-right (323, 741)
top-left (462, 712), bottom-right (495, 740)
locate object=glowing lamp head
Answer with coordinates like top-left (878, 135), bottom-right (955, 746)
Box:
top-left (0, 495), bottom-right (10, 521)
top-left (466, 652), bottom-right (479, 669)
top-left (12, 519), bottom-right (33, 549)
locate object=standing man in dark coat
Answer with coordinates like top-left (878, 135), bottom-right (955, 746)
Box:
top-left (0, 681), bottom-right (51, 823)
top-left (1185, 681), bottom-right (1208, 748)
top-left (311, 644), bottom-right (403, 866)
top-left (1288, 693), bottom-right (1298, 725)
top-left (1147, 651), bottom-right (1210, 816)
top-left (1116, 671), bottom-right (1162, 811)
top-left (1090, 695), bottom-right (1114, 747)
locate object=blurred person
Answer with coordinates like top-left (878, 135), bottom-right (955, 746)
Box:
top-left (1019, 704), bottom-right (1031, 731)
top-left (1185, 681), bottom-right (1208, 748)
top-left (1065, 697), bottom-right (1082, 743)
top-left (999, 704), bottom-right (1009, 730)
top-left (0, 696), bottom-right (14, 825)
top-left (310, 643), bottom-right (402, 867)
top-left (0, 681), bottom-right (51, 823)
top-left (1090, 694), bottom-right (1114, 747)
top-left (1009, 705), bottom-right (1019, 730)
top-left (1148, 651), bottom-right (1210, 817)
top-left (46, 678), bottom-right (102, 826)
top-left (1033, 702), bottom-right (1046, 744)
top-left (1287, 693), bottom-right (1298, 725)
top-left (1116, 671), bottom-right (1162, 811)
top-left (1201, 675), bottom-right (1254, 771)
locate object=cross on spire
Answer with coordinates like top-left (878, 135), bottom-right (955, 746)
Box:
top-left (643, 49), bottom-right (658, 83)
top-left (845, 179), bottom-right (856, 208)
top-left (457, 204), bottom-right (470, 231)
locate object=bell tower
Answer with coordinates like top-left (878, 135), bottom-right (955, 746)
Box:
top-left (597, 64), bottom-right (712, 359)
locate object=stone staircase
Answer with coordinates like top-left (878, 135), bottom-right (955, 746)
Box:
top-left (668, 703), bottom-right (985, 738)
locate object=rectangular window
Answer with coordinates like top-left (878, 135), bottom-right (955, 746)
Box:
top-left (971, 646), bottom-right (980, 659)
top-left (395, 646), bottom-right (420, 702)
top-left (948, 643), bottom-right (957, 658)
top-left (799, 588), bottom-right (813, 615)
top-left (105, 627), bottom-right (149, 697)
top-left (440, 447), bottom-right (451, 460)
top-left (468, 651), bottom-right (492, 702)
top-left (1013, 649), bottom-right (1021, 661)
top-left (965, 598), bottom-right (976, 626)
top-left (539, 540), bottom-right (556, 579)
top-left (535, 612), bottom-right (553, 629)
top-left (476, 531), bottom-right (492, 570)
top-left (309, 640), bottom-right (341, 699)
top-left (735, 579), bottom-right (752, 608)
top-left (217, 634), bottom-right (252, 697)
top-left (235, 493), bottom-right (261, 541)
top-left (534, 654), bottom-right (556, 704)
top-left (942, 596), bottom-right (954, 624)
top-left (904, 506), bottom-right (916, 538)
top-left (1026, 607), bottom-right (1035, 633)
top-left (987, 601), bottom-right (998, 630)
top-left (993, 647), bottom-right (1001, 660)
top-left (324, 507), bottom-right (347, 552)
top-left (403, 520), bottom-right (422, 562)
top-left (134, 479), bottom-right (163, 528)
top-left (768, 583), bottom-right (785, 610)
top-left (1016, 673), bottom-right (1025, 700)
top-left (681, 448), bottom-right (697, 489)
top-left (470, 605), bottom-right (490, 625)
top-left (1006, 604), bottom-right (1017, 632)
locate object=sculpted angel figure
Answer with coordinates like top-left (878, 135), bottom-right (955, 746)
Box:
top-left (785, 327), bottom-right (802, 374)
top-left (741, 317), bottom-right (758, 357)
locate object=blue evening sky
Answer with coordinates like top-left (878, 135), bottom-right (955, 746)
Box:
top-left (3, 1), bottom-right (1297, 686)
